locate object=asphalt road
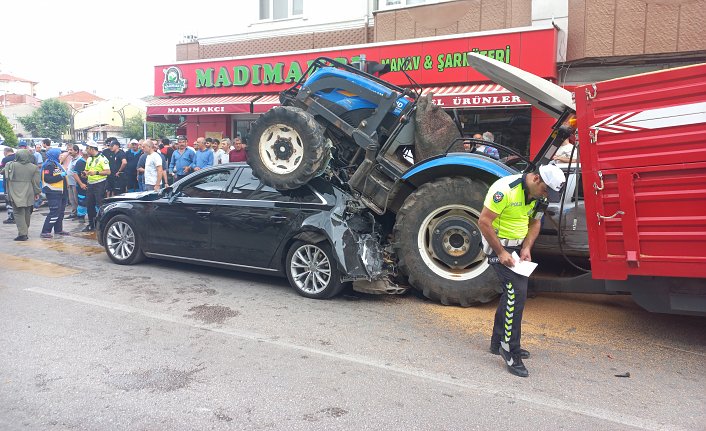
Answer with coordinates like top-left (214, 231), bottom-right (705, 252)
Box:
top-left (0, 209), bottom-right (704, 430)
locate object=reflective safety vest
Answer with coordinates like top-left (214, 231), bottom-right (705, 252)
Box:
top-left (86, 154), bottom-right (109, 184)
top-left (42, 162), bottom-right (65, 192)
top-left (483, 174), bottom-right (537, 240)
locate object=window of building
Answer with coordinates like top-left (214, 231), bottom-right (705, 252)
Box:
top-left (259, 0), bottom-right (303, 20)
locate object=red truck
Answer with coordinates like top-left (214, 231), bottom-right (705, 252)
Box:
top-left (469, 54), bottom-right (706, 316)
top-left (575, 63), bottom-right (706, 316)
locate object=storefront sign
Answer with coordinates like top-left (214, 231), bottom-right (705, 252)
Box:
top-left (148, 104), bottom-right (246, 115)
top-left (431, 94), bottom-right (525, 107)
top-left (154, 27), bottom-right (557, 97)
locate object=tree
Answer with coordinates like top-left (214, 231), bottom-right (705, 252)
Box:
top-left (123, 113), bottom-right (145, 140)
top-left (0, 111), bottom-right (19, 147)
top-left (123, 113), bottom-right (177, 141)
top-left (18, 98), bottom-right (71, 141)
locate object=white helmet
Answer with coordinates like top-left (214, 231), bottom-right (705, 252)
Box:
top-left (539, 164), bottom-right (566, 192)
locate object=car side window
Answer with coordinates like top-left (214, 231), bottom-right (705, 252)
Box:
top-left (225, 171), bottom-right (283, 201)
top-left (180, 170), bottom-right (232, 198)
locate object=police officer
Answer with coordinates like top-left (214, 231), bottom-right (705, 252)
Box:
top-left (81, 141), bottom-right (111, 232)
top-left (478, 164), bottom-right (565, 377)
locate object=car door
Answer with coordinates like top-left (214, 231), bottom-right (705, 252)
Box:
top-left (210, 167), bottom-right (301, 269)
top-left (146, 168), bottom-right (235, 260)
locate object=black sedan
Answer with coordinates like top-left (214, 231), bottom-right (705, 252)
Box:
top-left (96, 163), bottom-right (386, 299)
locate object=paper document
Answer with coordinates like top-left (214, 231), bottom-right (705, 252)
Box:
top-left (509, 252), bottom-right (538, 277)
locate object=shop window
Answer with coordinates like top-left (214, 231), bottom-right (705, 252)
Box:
top-left (231, 119), bottom-right (257, 144)
top-left (259, 0), bottom-right (303, 20)
top-left (454, 107), bottom-right (532, 158)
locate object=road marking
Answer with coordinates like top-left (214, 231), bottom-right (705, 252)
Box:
top-left (24, 286), bottom-right (681, 431)
top-left (0, 253), bottom-right (81, 278)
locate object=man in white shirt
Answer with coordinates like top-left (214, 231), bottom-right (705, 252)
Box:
top-left (143, 140), bottom-right (163, 191)
top-left (553, 138), bottom-right (579, 163)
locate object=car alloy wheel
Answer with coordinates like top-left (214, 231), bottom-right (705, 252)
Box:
top-left (106, 220), bottom-right (136, 261)
top-left (290, 243), bottom-right (332, 294)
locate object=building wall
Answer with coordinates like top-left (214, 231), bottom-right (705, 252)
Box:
top-left (567, 0), bottom-right (706, 61)
top-left (374, 0), bottom-right (532, 42)
top-left (179, 26), bottom-right (374, 61)
top-left (74, 99), bottom-right (146, 130)
top-left (0, 104), bottom-right (36, 137)
top-left (177, 0), bottom-right (372, 61)
top-left (0, 79), bottom-right (36, 97)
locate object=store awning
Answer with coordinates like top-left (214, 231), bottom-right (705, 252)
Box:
top-left (146, 95), bottom-right (259, 116)
top-left (421, 84), bottom-right (528, 109)
top-left (253, 94), bottom-right (281, 113)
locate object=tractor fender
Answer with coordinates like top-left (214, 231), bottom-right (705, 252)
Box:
top-left (389, 154), bottom-right (517, 212)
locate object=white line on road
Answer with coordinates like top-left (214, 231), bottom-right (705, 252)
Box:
top-left (25, 286), bottom-right (679, 431)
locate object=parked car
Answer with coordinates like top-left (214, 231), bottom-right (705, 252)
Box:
top-left (96, 163), bottom-right (387, 299)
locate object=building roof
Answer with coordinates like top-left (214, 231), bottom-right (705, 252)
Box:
top-left (0, 73), bottom-right (38, 84)
top-left (56, 91), bottom-right (105, 104)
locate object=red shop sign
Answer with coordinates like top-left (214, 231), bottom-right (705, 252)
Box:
top-left (154, 27), bottom-right (557, 97)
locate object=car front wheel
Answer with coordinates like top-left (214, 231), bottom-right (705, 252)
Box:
top-left (103, 215), bottom-right (145, 265)
top-left (285, 241), bottom-right (344, 299)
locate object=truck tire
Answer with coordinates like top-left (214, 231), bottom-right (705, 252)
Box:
top-left (247, 106), bottom-right (331, 190)
top-left (393, 177), bottom-right (500, 306)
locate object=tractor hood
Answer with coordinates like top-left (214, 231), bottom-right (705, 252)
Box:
top-left (467, 53), bottom-right (575, 118)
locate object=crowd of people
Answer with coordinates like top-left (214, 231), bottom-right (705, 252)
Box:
top-left (1, 135), bottom-right (248, 240)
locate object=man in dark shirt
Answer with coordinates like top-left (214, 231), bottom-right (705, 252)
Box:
top-left (124, 139), bottom-right (143, 192)
top-left (107, 140), bottom-right (127, 196)
top-left (228, 137), bottom-right (248, 162)
top-left (70, 146), bottom-right (88, 223)
top-left (136, 141), bottom-right (148, 192)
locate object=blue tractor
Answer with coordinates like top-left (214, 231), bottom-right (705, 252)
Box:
top-left (247, 56), bottom-right (579, 306)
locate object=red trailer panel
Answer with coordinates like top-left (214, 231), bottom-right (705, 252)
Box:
top-left (575, 63), bottom-right (706, 280)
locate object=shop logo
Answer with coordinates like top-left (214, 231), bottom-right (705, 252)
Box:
top-left (163, 66), bottom-right (187, 94)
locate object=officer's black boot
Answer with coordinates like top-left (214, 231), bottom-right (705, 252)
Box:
top-left (499, 348), bottom-right (529, 377)
top-left (490, 344), bottom-right (530, 359)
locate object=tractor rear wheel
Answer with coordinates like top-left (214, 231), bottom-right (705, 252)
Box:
top-left (247, 106), bottom-right (330, 190)
top-left (393, 177), bottom-right (500, 306)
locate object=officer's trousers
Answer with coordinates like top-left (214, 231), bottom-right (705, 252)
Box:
top-left (42, 190), bottom-right (67, 234)
top-left (85, 181), bottom-right (107, 225)
top-left (489, 246), bottom-right (528, 355)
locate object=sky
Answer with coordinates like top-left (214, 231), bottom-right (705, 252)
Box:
top-left (1, 1), bottom-right (236, 101)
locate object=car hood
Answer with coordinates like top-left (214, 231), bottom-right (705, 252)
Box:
top-left (467, 53), bottom-right (575, 117)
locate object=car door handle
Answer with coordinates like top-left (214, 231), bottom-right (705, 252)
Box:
top-left (196, 211), bottom-right (211, 218)
top-left (270, 215), bottom-right (288, 223)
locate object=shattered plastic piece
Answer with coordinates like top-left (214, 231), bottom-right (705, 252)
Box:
top-left (614, 372), bottom-right (630, 378)
top-left (359, 234), bottom-right (384, 279)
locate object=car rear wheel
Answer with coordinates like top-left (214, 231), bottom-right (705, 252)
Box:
top-left (285, 241), bottom-right (344, 299)
top-left (103, 215), bottom-right (145, 265)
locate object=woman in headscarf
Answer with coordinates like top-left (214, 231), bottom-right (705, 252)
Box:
top-left (4, 149), bottom-right (41, 241)
top-left (40, 148), bottom-right (70, 238)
